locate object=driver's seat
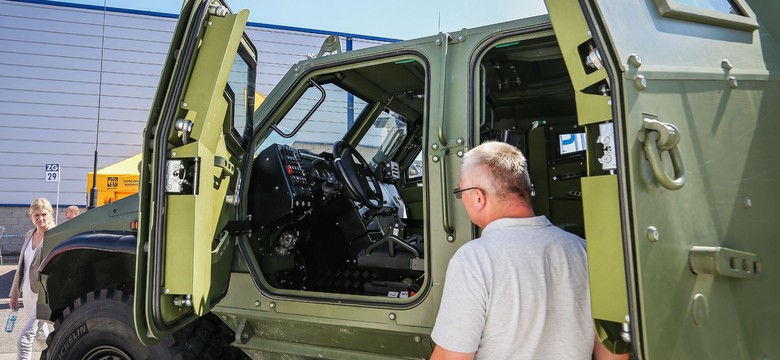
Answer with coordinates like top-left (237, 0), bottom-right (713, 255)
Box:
top-left (357, 225), bottom-right (424, 272)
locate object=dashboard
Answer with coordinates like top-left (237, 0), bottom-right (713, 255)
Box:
top-left (249, 143), bottom-right (340, 228)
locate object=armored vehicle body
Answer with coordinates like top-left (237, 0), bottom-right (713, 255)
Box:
top-left (39, 0), bottom-right (779, 358)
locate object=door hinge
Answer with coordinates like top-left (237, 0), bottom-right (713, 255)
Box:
top-left (689, 246), bottom-right (761, 280)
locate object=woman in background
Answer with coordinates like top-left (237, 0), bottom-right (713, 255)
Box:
top-left (9, 197), bottom-right (54, 360)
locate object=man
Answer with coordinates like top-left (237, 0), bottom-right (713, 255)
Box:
top-left (430, 141), bottom-right (626, 359)
top-left (65, 205), bottom-right (80, 220)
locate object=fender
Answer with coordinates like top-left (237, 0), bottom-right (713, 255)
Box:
top-left (38, 231), bottom-right (137, 321)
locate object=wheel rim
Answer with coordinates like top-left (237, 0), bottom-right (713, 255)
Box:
top-left (82, 345), bottom-right (133, 360)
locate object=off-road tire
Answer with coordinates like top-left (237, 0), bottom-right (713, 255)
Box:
top-left (41, 287), bottom-right (183, 360)
top-left (174, 311), bottom-right (249, 360)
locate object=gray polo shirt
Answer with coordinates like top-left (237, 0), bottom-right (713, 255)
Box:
top-left (431, 216), bottom-right (594, 359)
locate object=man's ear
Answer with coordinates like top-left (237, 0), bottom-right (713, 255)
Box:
top-left (473, 189), bottom-right (487, 210)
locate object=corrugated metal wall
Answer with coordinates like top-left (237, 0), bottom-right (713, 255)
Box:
top-left (0, 0), bottom-right (392, 209)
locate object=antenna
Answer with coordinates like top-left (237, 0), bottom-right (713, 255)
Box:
top-left (88, 0), bottom-right (107, 209)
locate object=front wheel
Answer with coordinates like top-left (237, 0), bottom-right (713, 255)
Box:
top-left (42, 287), bottom-right (181, 360)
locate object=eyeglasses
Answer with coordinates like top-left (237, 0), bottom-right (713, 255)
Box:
top-left (452, 186), bottom-right (482, 199)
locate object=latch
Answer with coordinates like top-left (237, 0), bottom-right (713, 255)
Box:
top-left (689, 246), bottom-right (761, 280)
top-left (214, 156), bottom-right (234, 176)
top-left (596, 122), bottom-right (617, 172)
top-left (165, 159), bottom-right (189, 193)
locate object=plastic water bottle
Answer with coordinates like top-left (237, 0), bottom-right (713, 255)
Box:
top-left (5, 310), bottom-right (17, 333)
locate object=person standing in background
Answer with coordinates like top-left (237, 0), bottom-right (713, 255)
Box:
top-left (9, 198), bottom-right (54, 359)
top-left (65, 205), bottom-right (80, 220)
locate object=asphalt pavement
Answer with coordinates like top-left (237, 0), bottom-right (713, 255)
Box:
top-left (0, 264), bottom-right (45, 360)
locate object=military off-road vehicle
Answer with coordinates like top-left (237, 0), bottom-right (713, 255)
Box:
top-left (38, 0), bottom-right (779, 358)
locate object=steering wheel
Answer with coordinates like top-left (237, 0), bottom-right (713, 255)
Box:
top-left (332, 140), bottom-right (384, 210)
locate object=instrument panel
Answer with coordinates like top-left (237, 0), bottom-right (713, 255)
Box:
top-left (249, 143), bottom-right (338, 228)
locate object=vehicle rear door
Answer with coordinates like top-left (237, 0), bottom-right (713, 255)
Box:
top-left (134, 0), bottom-right (256, 342)
top-left (546, 0), bottom-right (780, 358)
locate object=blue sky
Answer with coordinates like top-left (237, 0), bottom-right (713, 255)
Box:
top-left (64, 0), bottom-right (549, 40)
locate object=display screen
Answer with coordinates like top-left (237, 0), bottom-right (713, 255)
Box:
top-left (558, 133), bottom-right (587, 156)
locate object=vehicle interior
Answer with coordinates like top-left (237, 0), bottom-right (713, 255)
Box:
top-left (247, 57), bottom-right (428, 298)
top-left (244, 33), bottom-right (596, 299)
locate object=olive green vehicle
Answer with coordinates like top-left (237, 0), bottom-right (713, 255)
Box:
top-left (37, 0), bottom-right (779, 358)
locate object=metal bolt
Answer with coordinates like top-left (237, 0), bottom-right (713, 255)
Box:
top-left (172, 152), bottom-right (177, 157)
top-left (457, 150), bottom-right (464, 157)
top-left (254, 300), bottom-right (261, 307)
top-left (457, 36), bottom-right (464, 42)
top-left (221, 315), bottom-right (227, 321)
top-left (182, 102), bottom-right (188, 108)
top-left (728, 76), bottom-right (738, 89)
top-left (620, 315), bottom-right (631, 343)
top-left (607, 99), bottom-right (612, 106)
top-left (165, 288), bottom-right (170, 294)
top-left (647, 226), bottom-right (659, 242)
top-left (241, 333), bottom-right (249, 340)
top-left (432, 143), bottom-right (439, 150)
top-left (634, 75), bottom-right (647, 91)
top-left (691, 294), bottom-right (709, 326)
top-left (388, 312), bottom-right (396, 320)
top-left (456, 138), bottom-right (463, 145)
top-left (432, 156), bottom-right (440, 162)
top-left (743, 196), bottom-right (752, 208)
top-left (269, 302), bottom-right (276, 309)
top-left (447, 235), bottom-right (454, 242)
top-left (435, 39), bottom-right (442, 46)
top-left (628, 54), bottom-right (642, 67)
top-left (721, 59), bottom-right (733, 71)
top-left (414, 336), bottom-right (421, 343)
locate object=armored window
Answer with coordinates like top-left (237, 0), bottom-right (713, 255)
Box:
top-left (226, 48), bottom-right (256, 145)
top-left (652, 0), bottom-right (757, 31)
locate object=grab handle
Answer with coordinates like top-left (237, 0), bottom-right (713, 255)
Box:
top-left (638, 118), bottom-right (686, 190)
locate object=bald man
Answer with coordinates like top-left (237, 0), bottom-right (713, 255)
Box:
top-left (65, 206), bottom-right (80, 220)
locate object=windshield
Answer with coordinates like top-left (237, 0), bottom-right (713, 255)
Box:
top-left (258, 56), bottom-right (425, 162)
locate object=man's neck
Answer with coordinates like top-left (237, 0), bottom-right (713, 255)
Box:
top-left (479, 199), bottom-right (534, 228)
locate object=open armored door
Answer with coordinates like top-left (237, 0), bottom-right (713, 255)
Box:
top-left (547, 0), bottom-right (780, 358)
top-left (134, 0), bottom-right (256, 342)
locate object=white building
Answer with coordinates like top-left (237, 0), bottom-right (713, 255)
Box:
top-left (0, 0), bottom-right (394, 242)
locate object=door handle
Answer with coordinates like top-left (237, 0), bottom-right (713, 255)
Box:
top-left (638, 118), bottom-right (686, 190)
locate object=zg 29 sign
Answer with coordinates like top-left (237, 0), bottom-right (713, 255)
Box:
top-left (45, 163), bottom-right (60, 182)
